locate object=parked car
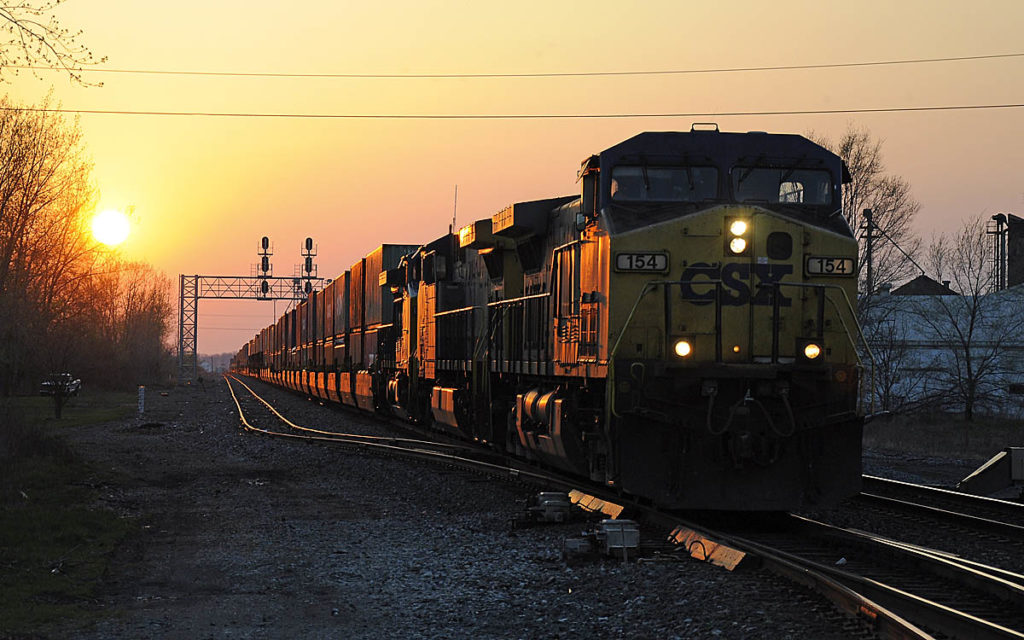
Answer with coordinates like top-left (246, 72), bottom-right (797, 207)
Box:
top-left (39, 373), bottom-right (81, 397)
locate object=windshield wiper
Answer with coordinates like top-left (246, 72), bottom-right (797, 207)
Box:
top-left (640, 160), bottom-right (650, 192)
top-left (778, 155), bottom-right (807, 184)
top-left (735, 154), bottom-right (765, 185)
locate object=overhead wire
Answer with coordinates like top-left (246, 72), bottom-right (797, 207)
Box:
top-left (7, 52), bottom-right (1021, 119)
top-left (10, 52), bottom-right (1023, 79)
top-left (2, 103), bottom-right (1022, 119)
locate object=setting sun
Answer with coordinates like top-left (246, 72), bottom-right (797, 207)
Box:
top-left (92, 209), bottom-right (130, 246)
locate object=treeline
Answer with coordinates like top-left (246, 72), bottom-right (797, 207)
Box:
top-left (0, 97), bottom-right (173, 395)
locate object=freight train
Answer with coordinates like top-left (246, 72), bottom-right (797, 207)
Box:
top-left (232, 126), bottom-right (865, 510)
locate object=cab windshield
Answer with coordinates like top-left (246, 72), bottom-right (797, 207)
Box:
top-left (610, 166), bottom-right (718, 202)
top-left (732, 167), bottom-right (832, 205)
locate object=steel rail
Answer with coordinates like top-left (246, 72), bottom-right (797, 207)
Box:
top-left (225, 374), bottom-right (567, 486)
top-left (721, 514), bottom-right (1024, 639)
top-left (863, 476), bottom-right (1024, 524)
top-left (228, 374), bottom-right (477, 453)
top-left (731, 532), bottom-right (1023, 640)
top-left (788, 515), bottom-right (1024, 606)
top-left (224, 373), bottom-right (931, 640)
top-left (854, 492), bottom-right (1024, 540)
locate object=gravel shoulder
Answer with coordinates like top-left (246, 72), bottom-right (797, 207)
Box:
top-left (53, 379), bottom-right (870, 639)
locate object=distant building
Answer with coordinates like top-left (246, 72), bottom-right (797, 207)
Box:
top-left (198, 352), bottom-right (233, 374)
top-left (863, 283), bottom-right (1024, 417)
top-left (890, 275), bottom-right (957, 296)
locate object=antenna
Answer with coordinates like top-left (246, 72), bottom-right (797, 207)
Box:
top-left (452, 184), bottom-right (458, 233)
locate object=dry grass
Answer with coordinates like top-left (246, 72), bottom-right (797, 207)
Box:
top-left (864, 412), bottom-right (1024, 462)
top-left (0, 393), bottom-right (135, 636)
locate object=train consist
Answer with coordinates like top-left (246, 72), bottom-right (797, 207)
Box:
top-left (233, 126), bottom-right (865, 510)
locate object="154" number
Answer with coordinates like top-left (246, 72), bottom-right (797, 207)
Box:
top-left (616, 252), bottom-right (668, 272)
top-left (805, 256), bottom-right (855, 276)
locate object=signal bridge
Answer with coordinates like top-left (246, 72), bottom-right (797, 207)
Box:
top-left (178, 237), bottom-right (322, 384)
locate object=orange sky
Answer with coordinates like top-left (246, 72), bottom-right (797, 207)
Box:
top-left (9, 0), bottom-right (1024, 353)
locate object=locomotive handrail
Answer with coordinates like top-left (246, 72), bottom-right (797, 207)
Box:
top-left (434, 304), bottom-right (482, 318)
top-left (776, 281), bottom-right (876, 414)
top-left (482, 294), bottom-right (554, 367)
top-left (608, 277), bottom-right (875, 417)
top-left (486, 292), bottom-right (552, 307)
top-left (608, 279), bottom-right (715, 419)
top-left (609, 280), bottom-right (685, 363)
top-left (775, 282), bottom-right (875, 362)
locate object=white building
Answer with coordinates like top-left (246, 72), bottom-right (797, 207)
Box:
top-left (862, 275), bottom-right (1024, 418)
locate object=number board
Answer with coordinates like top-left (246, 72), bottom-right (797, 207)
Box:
top-left (805, 256), bottom-right (855, 276)
top-left (615, 252), bottom-right (669, 273)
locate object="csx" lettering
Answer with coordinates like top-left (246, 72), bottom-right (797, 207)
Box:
top-left (679, 262), bottom-right (793, 307)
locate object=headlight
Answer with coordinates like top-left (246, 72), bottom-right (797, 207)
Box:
top-left (726, 218), bottom-right (750, 255)
top-left (803, 343), bottom-right (821, 359)
top-left (674, 339), bottom-right (692, 358)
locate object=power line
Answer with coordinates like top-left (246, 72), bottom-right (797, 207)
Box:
top-left (11, 52), bottom-right (1023, 79)
top-left (203, 313), bottom-right (280, 318)
top-left (3, 103), bottom-right (1023, 120)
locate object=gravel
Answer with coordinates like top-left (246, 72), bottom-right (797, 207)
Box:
top-left (53, 378), bottom-right (881, 639)
top-left (862, 448), bottom-right (980, 487)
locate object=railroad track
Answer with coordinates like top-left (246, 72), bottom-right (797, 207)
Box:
top-left (227, 373), bottom-right (479, 457)
top-left (823, 475), bottom-right (1024, 579)
top-left (716, 513), bottom-right (1024, 640)
top-left (225, 374), bottom-right (941, 639)
top-left (860, 476), bottom-right (1024, 531)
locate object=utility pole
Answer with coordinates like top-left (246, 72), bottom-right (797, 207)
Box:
top-left (860, 208), bottom-right (877, 297)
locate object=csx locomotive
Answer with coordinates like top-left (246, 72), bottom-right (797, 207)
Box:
top-left (233, 125), bottom-right (864, 510)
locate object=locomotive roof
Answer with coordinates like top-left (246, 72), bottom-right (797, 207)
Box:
top-left (599, 130), bottom-right (844, 173)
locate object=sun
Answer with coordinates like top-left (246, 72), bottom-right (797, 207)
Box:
top-left (91, 209), bottom-right (131, 246)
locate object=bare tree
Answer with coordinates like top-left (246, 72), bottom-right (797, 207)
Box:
top-left (83, 258), bottom-right (174, 386)
top-left (862, 301), bottom-right (936, 414)
top-left (0, 1), bottom-right (104, 84)
top-left (0, 98), bottom-right (174, 400)
top-left (910, 216), bottom-right (1024, 420)
top-left (0, 96), bottom-right (98, 393)
top-left (810, 125), bottom-right (922, 298)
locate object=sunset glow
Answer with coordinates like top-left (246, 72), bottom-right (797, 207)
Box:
top-left (92, 209), bottom-right (130, 246)
top-left (8, 0), bottom-right (1020, 352)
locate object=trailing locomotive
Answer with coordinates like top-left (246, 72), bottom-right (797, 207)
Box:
top-left (233, 125), bottom-right (865, 510)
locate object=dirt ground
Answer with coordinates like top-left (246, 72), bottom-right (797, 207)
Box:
top-left (20, 378), bottom-right (991, 639)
